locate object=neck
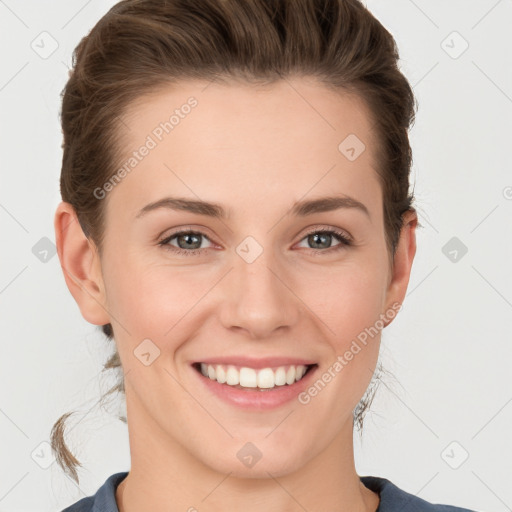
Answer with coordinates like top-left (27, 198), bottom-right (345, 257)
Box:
top-left (116, 391), bottom-right (379, 512)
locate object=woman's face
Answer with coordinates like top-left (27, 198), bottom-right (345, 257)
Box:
top-left (82, 77), bottom-right (415, 477)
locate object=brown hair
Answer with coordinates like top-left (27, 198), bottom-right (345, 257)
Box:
top-left (51, 0), bottom-right (417, 484)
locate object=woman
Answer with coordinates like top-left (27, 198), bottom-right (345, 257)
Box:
top-left (52, 0), bottom-right (478, 510)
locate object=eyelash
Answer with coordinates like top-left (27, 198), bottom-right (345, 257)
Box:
top-left (157, 227), bottom-right (353, 257)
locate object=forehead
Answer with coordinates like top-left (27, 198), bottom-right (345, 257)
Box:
top-left (106, 77), bottom-right (382, 221)
top-left (120, 77), bottom-right (378, 154)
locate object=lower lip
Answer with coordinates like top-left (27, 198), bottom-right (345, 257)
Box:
top-left (191, 364), bottom-right (318, 410)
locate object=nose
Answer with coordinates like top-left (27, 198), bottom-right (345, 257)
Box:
top-left (219, 245), bottom-right (301, 339)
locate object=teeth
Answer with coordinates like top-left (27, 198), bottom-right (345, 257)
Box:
top-left (199, 363), bottom-right (310, 389)
top-left (226, 365), bottom-right (239, 385)
top-left (216, 365), bottom-right (227, 384)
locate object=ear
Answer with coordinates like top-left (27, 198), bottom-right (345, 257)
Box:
top-left (383, 209), bottom-right (418, 326)
top-left (54, 201), bottom-right (111, 326)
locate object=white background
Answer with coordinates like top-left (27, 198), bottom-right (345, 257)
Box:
top-left (1, 1), bottom-right (511, 511)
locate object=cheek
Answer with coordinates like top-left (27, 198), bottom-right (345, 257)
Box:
top-left (102, 253), bottom-right (216, 359)
top-left (298, 261), bottom-right (388, 342)
top-left (103, 241), bottom-right (388, 360)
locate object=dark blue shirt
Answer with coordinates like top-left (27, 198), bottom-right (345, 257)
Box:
top-left (61, 471), bottom-right (478, 511)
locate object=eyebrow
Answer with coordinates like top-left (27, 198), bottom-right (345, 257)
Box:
top-left (135, 195), bottom-right (370, 220)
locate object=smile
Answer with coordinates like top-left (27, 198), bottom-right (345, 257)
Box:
top-left (193, 362), bottom-right (317, 389)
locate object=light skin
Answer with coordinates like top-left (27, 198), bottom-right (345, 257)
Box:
top-left (54, 76), bottom-right (417, 512)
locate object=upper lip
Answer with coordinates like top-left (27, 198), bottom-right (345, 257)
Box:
top-left (193, 356), bottom-right (317, 369)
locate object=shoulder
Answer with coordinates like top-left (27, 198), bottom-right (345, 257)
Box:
top-left (361, 475), bottom-right (479, 512)
top-left (60, 471), bottom-right (128, 512)
top-left (60, 471), bottom-right (479, 511)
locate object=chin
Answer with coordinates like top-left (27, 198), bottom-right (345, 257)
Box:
top-left (198, 439), bottom-right (308, 479)
top-left (218, 456), bottom-right (302, 479)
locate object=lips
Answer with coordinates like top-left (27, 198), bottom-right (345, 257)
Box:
top-left (191, 358), bottom-right (319, 409)
top-left (191, 355), bottom-right (317, 370)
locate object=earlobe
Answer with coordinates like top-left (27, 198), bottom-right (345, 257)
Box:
top-left (54, 201), bottom-right (111, 326)
top-left (383, 209), bottom-right (418, 325)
